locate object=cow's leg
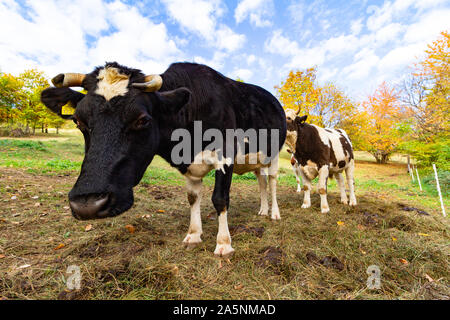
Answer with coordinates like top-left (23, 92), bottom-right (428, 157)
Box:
top-left (299, 168), bottom-right (312, 208)
top-left (255, 169), bottom-right (269, 216)
top-left (294, 165), bottom-right (302, 192)
top-left (318, 165), bottom-right (330, 213)
top-left (336, 172), bottom-right (348, 204)
top-left (346, 160), bottom-right (357, 206)
top-left (268, 157), bottom-right (280, 220)
top-left (212, 163), bottom-right (235, 258)
top-left (182, 176), bottom-right (203, 248)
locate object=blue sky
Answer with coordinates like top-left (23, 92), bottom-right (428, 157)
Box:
top-left (0, 0), bottom-right (449, 100)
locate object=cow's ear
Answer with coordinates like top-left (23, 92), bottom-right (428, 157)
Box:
top-left (41, 87), bottom-right (85, 119)
top-left (295, 115), bottom-right (308, 126)
top-left (156, 87), bottom-right (191, 114)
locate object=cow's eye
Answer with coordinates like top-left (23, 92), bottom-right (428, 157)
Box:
top-left (133, 115), bottom-right (151, 130)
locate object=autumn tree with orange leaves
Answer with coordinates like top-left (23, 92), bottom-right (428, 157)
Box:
top-left (362, 82), bottom-right (409, 164)
top-left (275, 67), bottom-right (356, 128)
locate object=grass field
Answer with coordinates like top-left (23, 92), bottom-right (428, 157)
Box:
top-left (0, 130), bottom-right (448, 300)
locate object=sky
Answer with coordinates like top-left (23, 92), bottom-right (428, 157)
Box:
top-left (0, 0), bottom-right (449, 100)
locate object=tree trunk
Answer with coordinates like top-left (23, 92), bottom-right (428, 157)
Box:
top-left (56, 127), bottom-right (59, 134)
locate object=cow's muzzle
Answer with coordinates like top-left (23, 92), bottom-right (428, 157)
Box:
top-left (69, 193), bottom-right (111, 220)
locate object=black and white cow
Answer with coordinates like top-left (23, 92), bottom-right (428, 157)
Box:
top-left (41, 62), bottom-right (286, 258)
top-left (285, 110), bottom-right (356, 213)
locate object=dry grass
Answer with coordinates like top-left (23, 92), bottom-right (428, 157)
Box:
top-left (0, 165), bottom-right (448, 300)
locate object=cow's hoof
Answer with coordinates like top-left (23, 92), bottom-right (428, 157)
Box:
top-left (271, 211), bottom-right (281, 220)
top-left (301, 203), bottom-right (311, 209)
top-left (321, 208), bottom-right (330, 214)
top-left (182, 233), bottom-right (202, 249)
top-left (349, 200), bottom-right (357, 207)
top-left (296, 187), bottom-right (302, 193)
top-left (214, 244), bottom-right (235, 258)
top-left (258, 208), bottom-right (269, 216)
top-left (340, 199), bottom-right (348, 205)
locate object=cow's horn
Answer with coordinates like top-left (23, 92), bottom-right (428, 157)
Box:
top-left (132, 75), bottom-right (163, 92)
top-left (52, 73), bottom-right (86, 88)
top-left (295, 108), bottom-right (301, 115)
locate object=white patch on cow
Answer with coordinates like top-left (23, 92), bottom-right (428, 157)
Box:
top-left (233, 151), bottom-right (271, 175)
top-left (302, 160), bottom-right (318, 180)
top-left (267, 156), bottom-right (280, 220)
top-left (255, 169), bottom-right (269, 216)
top-left (95, 67), bottom-right (129, 101)
top-left (214, 211), bottom-right (235, 258)
top-left (346, 158), bottom-right (357, 206)
top-left (182, 176), bottom-right (203, 248)
top-left (318, 165), bottom-right (330, 213)
top-left (311, 124), bottom-right (330, 147)
top-left (187, 150), bottom-right (233, 178)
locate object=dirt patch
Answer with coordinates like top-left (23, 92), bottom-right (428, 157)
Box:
top-left (256, 246), bottom-right (284, 268)
top-left (398, 203), bottom-right (430, 216)
top-left (362, 211), bottom-right (380, 227)
top-left (306, 252), bottom-right (345, 271)
top-left (229, 225), bottom-right (265, 238)
top-left (388, 215), bottom-right (416, 231)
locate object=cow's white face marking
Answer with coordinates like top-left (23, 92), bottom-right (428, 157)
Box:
top-left (95, 67), bottom-right (129, 101)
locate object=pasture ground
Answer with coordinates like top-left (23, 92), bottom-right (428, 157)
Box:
top-left (0, 131), bottom-right (448, 300)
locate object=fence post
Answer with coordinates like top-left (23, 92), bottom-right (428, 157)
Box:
top-left (415, 167), bottom-right (422, 191)
top-left (432, 164), bottom-right (446, 217)
top-left (410, 164), bottom-right (415, 182)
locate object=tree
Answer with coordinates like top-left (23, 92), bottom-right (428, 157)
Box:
top-left (275, 67), bottom-right (356, 128)
top-left (402, 31), bottom-right (449, 141)
top-left (17, 69), bottom-right (50, 134)
top-left (0, 73), bottom-right (24, 127)
top-left (362, 82), bottom-right (408, 163)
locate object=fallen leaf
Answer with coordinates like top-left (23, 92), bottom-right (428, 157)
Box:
top-left (425, 274), bottom-right (434, 282)
top-left (337, 221), bottom-right (345, 226)
top-left (10, 196), bottom-right (17, 200)
top-left (141, 214), bottom-right (151, 219)
top-left (34, 202), bottom-right (41, 207)
top-left (125, 224), bottom-right (135, 234)
top-left (32, 196), bottom-right (39, 199)
top-left (357, 224), bottom-right (365, 230)
top-left (18, 264), bottom-right (31, 269)
top-left (234, 283), bottom-right (244, 290)
top-left (359, 247), bottom-right (367, 255)
top-left (84, 224), bottom-right (93, 232)
top-left (417, 233), bottom-right (430, 237)
top-left (157, 209), bottom-right (165, 213)
top-left (0, 254), bottom-right (5, 259)
top-left (392, 237), bottom-right (397, 241)
top-left (54, 243), bottom-right (65, 250)
top-left (399, 258), bottom-right (409, 265)
top-left (63, 206), bottom-right (70, 210)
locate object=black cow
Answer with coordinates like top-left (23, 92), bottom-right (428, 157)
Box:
top-left (41, 62), bottom-right (286, 258)
top-left (286, 113), bottom-right (357, 213)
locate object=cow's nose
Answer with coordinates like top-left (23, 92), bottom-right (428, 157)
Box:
top-left (69, 194), bottom-right (110, 220)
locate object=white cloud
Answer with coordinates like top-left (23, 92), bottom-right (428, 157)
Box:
top-left (215, 25), bottom-right (246, 52)
top-left (403, 8), bottom-right (450, 44)
top-left (350, 18), bottom-right (363, 35)
top-left (235, 0), bottom-right (274, 27)
top-left (162, 0), bottom-right (245, 53)
top-left (162, 0), bottom-right (224, 41)
top-left (0, 0), bottom-right (183, 77)
top-left (229, 68), bottom-right (253, 81)
top-left (264, 30), bottom-right (300, 56)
